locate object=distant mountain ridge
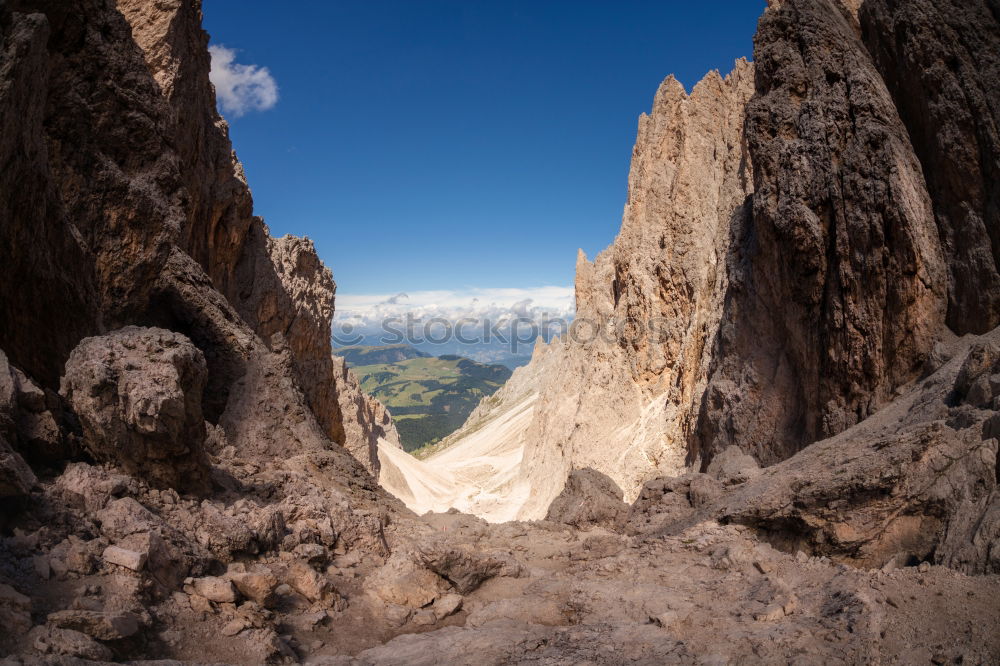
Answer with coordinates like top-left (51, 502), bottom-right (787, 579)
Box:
top-left (334, 343), bottom-right (429, 366)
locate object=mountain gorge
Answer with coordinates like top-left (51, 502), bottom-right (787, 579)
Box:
top-left (334, 346), bottom-right (511, 452)
top-left (0, 0), bottom-right (998, 663)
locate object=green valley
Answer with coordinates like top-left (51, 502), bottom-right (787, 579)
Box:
top-left (334, 345), bottom-right (512, 452)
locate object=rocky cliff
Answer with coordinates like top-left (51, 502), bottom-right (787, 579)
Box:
top-left (438, 0), bottom-right (999, 525)
top-left (117, 0), bottom-right (346, 445)
top-left (695, 0), bottom-right (946, 465)
top-left (0, 0), bottom-right (406, 490)
top-left (513, 60), bottom-right (756, 517)
top-left (0, 0), bottom-right (998, 662)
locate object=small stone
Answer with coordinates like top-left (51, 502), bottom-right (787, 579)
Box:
top-left (652, 611), bottom-right (679, 629)
top-left (30, 625), bottom-right (113, 661)
top-left (410, 609), bottom-right (436, 626)
top-left (365, 552), bottom-right (440, 608)
top-left (754, 604), bottom-right (785, 622)
top-left (432, 593), bottom-right (464, 620)
top-left (221, 618), bottom-right (247, 636)
top-left (189, 594), bottom-right (213, 614)
top-left (286, 560), bottom-right (330, 602)
top-left (47, 609), bottom-right (139, 640)
top-left (384, 604), bottom-right (412, 627)
top-left (293, 543), bottom-right (329, 565)
top-left (302, 610), bottom-right (328, 628)
top-left (918, 561), bottom-right (930, 573)
top-left (191, 576), bottom-right (237, 603)
top-left (102, 545), bottom-right (146, 571)
top-left (228, 572), bottom-right (277, 606)
top-left (70, 596), bottom-right (102, 611)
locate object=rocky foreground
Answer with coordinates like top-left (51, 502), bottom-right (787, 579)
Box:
top-left (0, 0), bottom-right (999, 664)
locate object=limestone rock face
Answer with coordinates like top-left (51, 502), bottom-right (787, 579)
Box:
top-left (0, 348), bottom-right (72, 466)
top-left (0, 3), bottom-right (180, 389)
top-left (544, 468), bottom-right (628, 530)
top-left (60, 327), bottom-right (211, 493)
top-left (440, 0), bottom-right (997, 525)
top-left (859, 0), bottom-right (1000, 334)
top-left (699, 329), bottom-right (999, 574)
top-left (0, 434), bottom-right (35, 499)
top-left (1, 0), bottom-right (1000, 661)
top-left (335, 356), bottom-right (402, 477)
top-left (116, 0), bottom-right (348, 445)
top-left (238, 233), bottom-right (343, 444)
top-left (695, 0), bottom-right (946, 466)
top-left (0, 0), bottom-right (394, 477)
top-left (512, 59), bottom-right (756, 518)
top-left (114, 0), bottom-right (256, 304)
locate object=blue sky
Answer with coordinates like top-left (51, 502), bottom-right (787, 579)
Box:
top-left (202, 1), bottom-right (763, 308)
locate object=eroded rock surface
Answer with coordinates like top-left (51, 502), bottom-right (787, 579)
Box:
top-left (335, 356), bottom-right (402, 477)
top-left (545, 468), bottom-right (628, 530)
top-left (60, 327), bottom-right (211, 493)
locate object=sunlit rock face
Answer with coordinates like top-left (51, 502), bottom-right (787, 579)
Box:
top-left (440, 0), bottom-right (999, 525)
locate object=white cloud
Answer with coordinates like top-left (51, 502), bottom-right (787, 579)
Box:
top-left (335, 286), bottom-right (575, 331)
top-left (208, 45), bottom-right (278, 117)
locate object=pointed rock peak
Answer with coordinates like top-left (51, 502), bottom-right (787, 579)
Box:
top-left (653, 75), bottom-right (688, 109)
top-left (724, 57), bottom-right (755, 86)
top-left (690, 69), bottom-right (724, 98)
top-left (576, 248), bottom-right (590, 267)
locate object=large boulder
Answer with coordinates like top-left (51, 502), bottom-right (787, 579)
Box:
top-left (545, 468), bottom-right (628, 530)
top-left (60, 326), bottom-right (210, 493)
top-left (711, 331), bottom-right (1000, 574)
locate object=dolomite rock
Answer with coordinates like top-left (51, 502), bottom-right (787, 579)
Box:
top-left (0, 0), bottom-right (998, 662)
top-left (544, 468), bottom-right (628, 530)
top-left (431, 593), bottom-right (464, 620)
top-left (285, 560), bottom-right (332, 603)
top-left (366, 552), bottom-right (442, 608)
top-left (189, 576), bottom-right (237, 603)
top-left (417, 542), bottom-right (524, 595)
top-left (0, 349), bottom-right (71, 465)
top-left (238, 233), bottom-right (344, 445)
top-left (620, 329), bottom-right (1000, 574)
top-left (60, 327), bottom-right (211, 493)
top-left (859, 0), bottom-right (1000, 335)
top-left (0, 433), bottom-right (35, 498)
top-left (0, 583), bottom-right (32, 636)
top-left (512, 58), bottom-right (757, 518)
top-left (0, 3), bottom-right (178, 390)
top-left (103, 545), bottom-right (147, 571)
top-left (116, 0), bottom-right (350, 446)
top-left (29, 625), bottom-right (113, 661)
top-left (47, 609), bottom-right (140, 640)
top-left (695, 0), bottom-right (946, 466)
top-left (227, 571), bottom-right (278, 605)
top-left (706, 446), bottom-right (760, 485)
top-left (335, 355), bottom-right (402, 477)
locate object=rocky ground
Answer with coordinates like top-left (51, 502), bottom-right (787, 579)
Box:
top-left (0, 324), bottom-right (997, 663)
